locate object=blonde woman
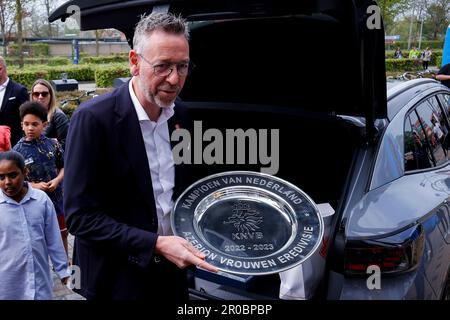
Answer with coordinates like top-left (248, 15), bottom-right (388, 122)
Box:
top-left (30, 79), bottom-right (69, 150)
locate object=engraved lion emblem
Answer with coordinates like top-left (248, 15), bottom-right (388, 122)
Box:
top-left (224, 202), bottom-right (263, 233)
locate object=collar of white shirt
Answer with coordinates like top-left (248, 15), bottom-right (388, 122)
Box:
top-left (0, 77), bottom-right (9, 91)
top-left (128, 78), bottom-right (175, 124)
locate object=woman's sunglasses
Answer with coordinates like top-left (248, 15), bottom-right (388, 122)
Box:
top-left (32, 91), bottom-right (50, 98)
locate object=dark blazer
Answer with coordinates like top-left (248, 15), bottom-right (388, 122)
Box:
top-left (64, 82), bottom-right (191, 300)
top-left (0, 79), bottom-right (28, 146)
top-left (44, 107), bottom-right (70, 150)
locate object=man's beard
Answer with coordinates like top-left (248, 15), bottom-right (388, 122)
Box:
top-left (154, 94), bottom-right (174, 109)
top-left (138, 78), bottom-right (177, 109)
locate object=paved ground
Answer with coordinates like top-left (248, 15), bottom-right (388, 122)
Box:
top-left (52, 234), bottom-right (85, 300)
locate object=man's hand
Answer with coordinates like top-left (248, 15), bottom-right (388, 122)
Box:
top-left (155, 236), bottom-right (218, 272)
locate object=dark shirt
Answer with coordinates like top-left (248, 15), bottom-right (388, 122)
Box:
top-left (44, 108), bottom-right (70, 150)
top-left (414, 142), bottom-right (432, 170)
top-left (13, 135), bottom-right (64, 214)
top-left (438, 63), bottom-right (450, 89)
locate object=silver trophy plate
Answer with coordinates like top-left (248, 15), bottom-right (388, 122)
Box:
top-left (171, 171), bottom-right (324, 275)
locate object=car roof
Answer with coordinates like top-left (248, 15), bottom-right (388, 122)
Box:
top-left (50, 0), bottom-right (388, 132)
top-left (386, 78), bottom-right (449, 120)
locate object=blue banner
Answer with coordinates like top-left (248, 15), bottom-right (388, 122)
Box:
top-left (443, 25), bottom-right (450, 66)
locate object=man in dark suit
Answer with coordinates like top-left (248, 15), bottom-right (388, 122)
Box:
top-left (0, 57), bottom-right (29, 146)
top-left (436, 62), bottom-right (450, 89)
top-left (63, 12), bottom-right (217, 301)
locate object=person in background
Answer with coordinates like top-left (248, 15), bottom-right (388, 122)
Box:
top-left (30, 79), bottom-right (70, 150)
top-left (409, 47), bottom-right (420, 59)
top-left (394, 46), bottom-right (403, 59)
top-left (421, 47), bottom-right (432, 70)
top-left (412, 131), bottom-right (432, 169)
top-left (0, 56), bottom-right (29, 146)
top-left (13, 101), bottom-right (67, 255)
top-left (0, 150), bottom-right (70, 300)
top-left (436, 62), bottom-right (450, 89)
top-left (0, 125), bottom-right (11, 151)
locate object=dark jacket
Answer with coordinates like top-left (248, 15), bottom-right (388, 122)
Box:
top-left (63, 82), bottom-right (191, 300)
top-left (0, 79), bottom-right (29, 146)
top-left (438, 63), bottom-right (450, 89)
top-left (44, 107), bottom-right (70, 150)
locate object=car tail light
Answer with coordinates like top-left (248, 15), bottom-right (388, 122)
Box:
top-left (344, 224), bottom-right (425, 276)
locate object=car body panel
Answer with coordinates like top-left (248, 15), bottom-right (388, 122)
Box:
top-left (347, 163), bottom-right (450, 239)
top-left (338, 269), bottom-right (437, 300)
top-left (340, 212), bottom-right (450, 299)
top-left (421, 213), bottom-right (450, 297)
top-left (372, 79), bottom-right (450, 190)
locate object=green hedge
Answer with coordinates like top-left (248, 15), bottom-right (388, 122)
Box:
top-left (5, 55), bottom-right (129, 66)
top-left (5, 54), bottom-right (127, 66)
top-left (5, 56), bottom-right (70, 66)
top-left (432, 52), bottom-right (443, 66)
top-left (8, 63), bottom-right (129, 88)
top-left (81, 55), bottom-right (128, 64)
top-left (385, 49), bottom-right (442, 66)
top-left (48, 57), bottom-right (71, 66)
top-left (436, 56), bottom-right (443, 68)
top-left (9, 65), bottom-right (96, 88)
top-left (385, 40), bottom-right (444, 50)
top-left (8, 43), bottom-right (50, 56)
top-left (8, 69), bottom-right (48, 88)
top-left (385, 58), bottom-right (422, 72)
top-left (95, 64), bottom-right (130, 88)
top-left (47, 65), bottom-right (96, 82)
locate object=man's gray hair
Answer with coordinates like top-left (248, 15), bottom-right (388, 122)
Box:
top-left (133, 12), bottom-right (189, 54)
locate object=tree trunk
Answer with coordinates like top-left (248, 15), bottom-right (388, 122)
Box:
top-left (15, 0), bottom-right (23, 68)
top-left (0, 0), bottom-right (7, 56)
top-left (45, 0), bottom-right (51, 37)
top-left (2, 34), bottom-right (6, 56)
top-left (1, 18), bottom-right (6, 56)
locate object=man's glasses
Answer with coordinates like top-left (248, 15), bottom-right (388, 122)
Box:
top-left (137, 53), bottom-right (194, 77)
top-left (32, 91), bottom-right (50, 98)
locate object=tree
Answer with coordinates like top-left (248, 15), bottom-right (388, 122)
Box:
top-left (15, 0), bottom-right (23, 67)
top-left (425, 0), bottom-right (450, 40)
top-left (0, 0), bottom-right (15, 56)
top-left (23, 0), bottom-right (68, 38)
top-left (377, 0), bottom-right (410, 34)
top-left (43, 0), bottom-right (52, 37)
